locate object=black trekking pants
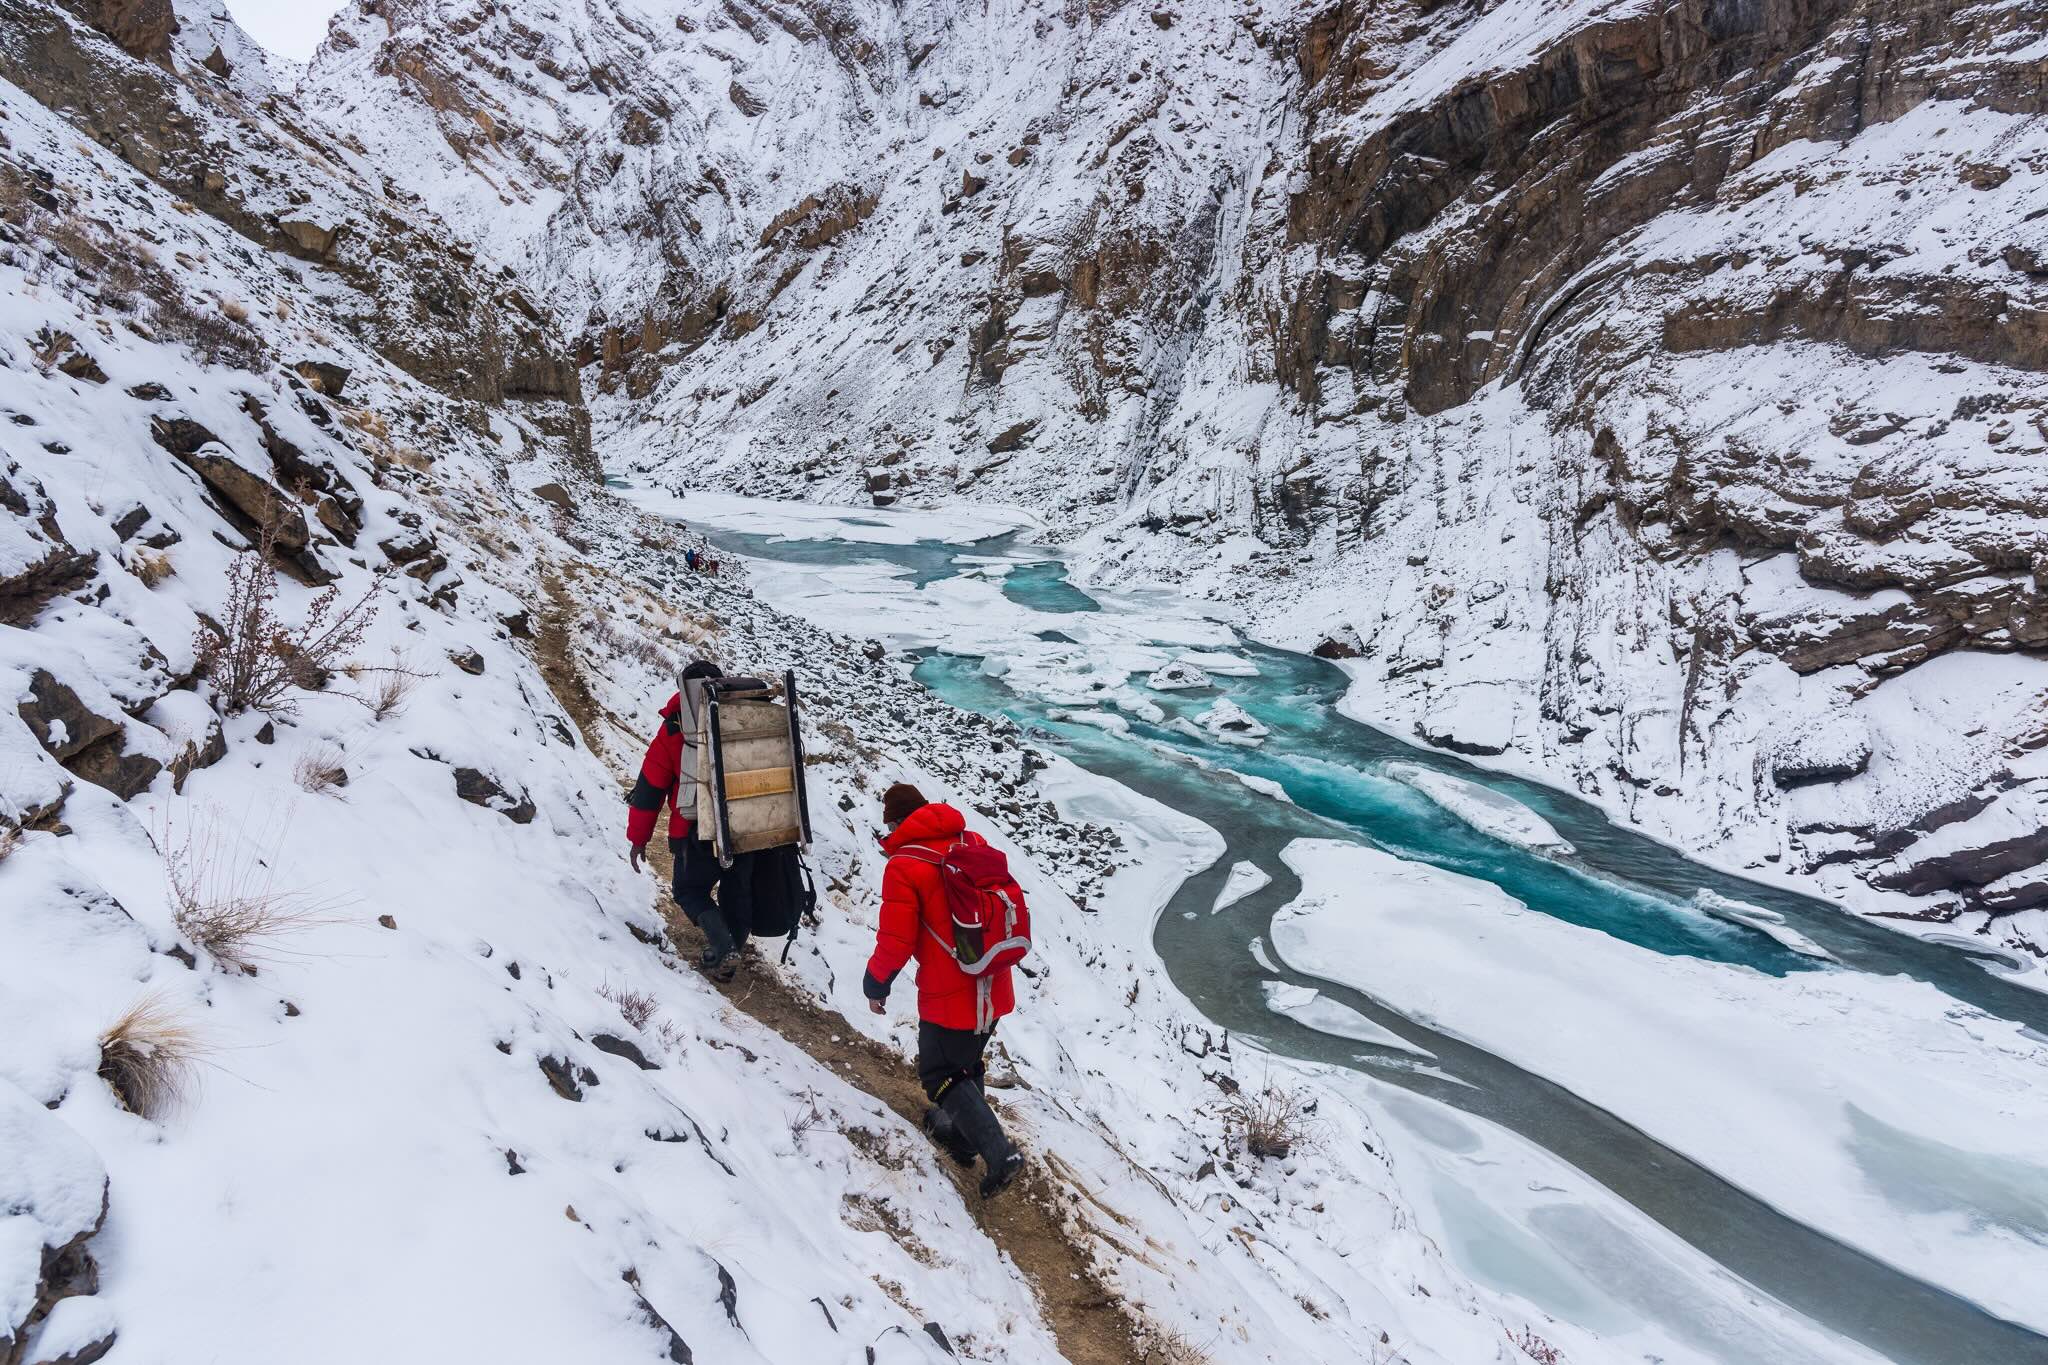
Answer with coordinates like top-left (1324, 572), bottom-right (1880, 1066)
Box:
top-left (670, 836), bottom-right (751, 957)
top-left (917, 1020), bottom-right (994, 1103)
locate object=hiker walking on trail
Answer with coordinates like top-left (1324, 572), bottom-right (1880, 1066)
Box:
top-left (863, 783), bottom-right (1030, 1199)
top-left (627, 660), bottom-right (753, 981)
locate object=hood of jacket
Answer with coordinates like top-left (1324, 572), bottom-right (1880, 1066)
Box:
top-left (880, 801), bottom-right (966, 852)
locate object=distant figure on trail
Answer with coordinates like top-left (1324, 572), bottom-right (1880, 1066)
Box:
top-left (864, 783), bottom-right (1031, 1199)
top-left (684, 547), bottom-right (700, 571)
top-left (627, 659), bottom-right (752, 980)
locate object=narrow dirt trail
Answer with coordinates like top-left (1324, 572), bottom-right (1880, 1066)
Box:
top-left (665, 899), bottom-right (1142, 1365)
top-left (535, 567), bottom-right (1144, 1365)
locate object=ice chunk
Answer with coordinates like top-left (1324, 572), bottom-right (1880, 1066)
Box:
top-left (1197, 698), bottom-right (1268, 746)
top-left (1213, 860), bottom-right (1273, 912)
top-left (1248, 935), bottom-right (1279, 972)
top-left (1691, 891), bottom-right (1834, 960)
top-left (1176, 650), bottom-right (1259, 677)
top-left (1229, 771), bottom-right (1293, 803)
top-left (1384, 761), bottom-right (1573, 854)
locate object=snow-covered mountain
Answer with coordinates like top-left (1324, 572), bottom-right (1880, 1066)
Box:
top-left (296, 0), bottom-right (2048, 963)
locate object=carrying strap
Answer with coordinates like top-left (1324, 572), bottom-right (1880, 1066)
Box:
top-left (780, 853), bottom-right (818, 965)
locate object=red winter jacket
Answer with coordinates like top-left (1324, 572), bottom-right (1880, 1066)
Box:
top-left (863, 802), bottom-right (1018, 1032)
top-left (626, 692), bottom-right (695, 845)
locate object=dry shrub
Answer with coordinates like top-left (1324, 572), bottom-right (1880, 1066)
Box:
top-left (194, 522), bottom-right (381, 716)
top-left (1510, 1328), bottom-right (1565, 1365)
top-left (339, 404), bottom-right (389, 441)
top-left (98, 993), bottom-right (200, 1119)
top-left (585, 611), bottom-right (676, 676)
top-left (292, 742), bottom-right (347, 794)
top-left (598, 982), bottom-right (657, 1031)
top-left (1224, 1078), bottom-right (1318, 1161)
top-left (346, 655), bottom-right (428, 721)
top-left (162, 806), bottom-right (340, 973)
top-left (0, 825), bottom-right (18, 864)
top-left (219, 298), bottom-right (251, 323)
top-left (130, 547), bottom-right (174, 586)
top-left (1142, 1327), bottom-right (1215, 1365)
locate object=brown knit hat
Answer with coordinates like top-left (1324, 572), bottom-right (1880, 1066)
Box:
top-left (881, 783), bottom-right (927, 827)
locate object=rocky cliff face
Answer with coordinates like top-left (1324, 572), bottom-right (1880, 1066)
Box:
top-left (289, 0), bottom-right (2048, 955)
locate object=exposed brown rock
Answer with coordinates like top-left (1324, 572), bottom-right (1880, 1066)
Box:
top-left (72, 0), bottom-right (175, 60)
top-left (276, 217), bottom-right (343, 260)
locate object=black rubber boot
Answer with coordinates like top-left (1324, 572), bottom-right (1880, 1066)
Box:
top-left (922, 1106), bottom-right (979, 1169)
top-left (699, 907), bottom-right (739, 982)
top-left (941, 1082), bottom-right (1023, 1199)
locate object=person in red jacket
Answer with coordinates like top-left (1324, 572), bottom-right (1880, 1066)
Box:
top-left (627, 660), bottom-right (752, 981)
top-left (863, 783), bottom-right (1024, 1199)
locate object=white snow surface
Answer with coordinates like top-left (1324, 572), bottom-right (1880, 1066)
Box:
top-left (1270, 839), bottom-right (2048, 1335)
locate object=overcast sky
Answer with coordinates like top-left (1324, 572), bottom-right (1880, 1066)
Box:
top-left (225, 0), bottom-right (349, 62)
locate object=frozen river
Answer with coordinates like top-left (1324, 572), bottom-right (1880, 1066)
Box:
top-left (643, 488), bottom-right (2048, 1365)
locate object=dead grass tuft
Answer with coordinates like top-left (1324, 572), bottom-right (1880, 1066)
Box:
top-left (1224, 1077), bottom-right (1319, 1161)
top-left (1142, 1327), bottom-right (1216, 1365)
top-left (130, 547), bottom-right (174, 587)
top-left (0, 825), bottom-right (18, 864)
top-left (598, 981), bottom-right (657, 1030)
top-left (161, 806), bottom-right (341, 973)
top-left (292, 742), bottom-right (348, 794)
top-left (219, 298), bottom-right (251, 324)
top-left (99, 993), bottom-right (201, 1119)
top-left (344, 652), bottom-right (430, 721)
top-left (585, 611), bottom-right (677, 676)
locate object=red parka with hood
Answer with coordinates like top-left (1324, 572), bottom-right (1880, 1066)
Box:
top-left (863, 802), bottom-right (1019, 1032)
top-left (626, 692), bottom-right (695, 845)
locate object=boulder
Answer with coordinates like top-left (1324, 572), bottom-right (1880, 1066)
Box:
top-left (17, 670), bottom-right (122, 763)
top-left (18, 670), bottom-right (163, 800)
top-left (0, 546), bottom-right (97, 628)
top-left (453, 767), bottom-right (536, 824)
top-left (202, 44), bottom-right (230, 78)
top-left (292, 360), bottom-right (351, 399)
top-left (986, 419), bottom-right (1039, 454)
top-left (1311, 633), bottom-right (1362, 660)
top-left (530, 482), bottom-right (574, 512)
top-left (276, 218), bottom-right (343, 261)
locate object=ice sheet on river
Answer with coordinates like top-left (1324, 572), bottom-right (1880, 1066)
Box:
top-left (1383, 761), bottom-right (1574, 854)
top-left (1269, 840), bottom-right (2048, 1335)
top-left (615, 485), bottom-right (1040, 545)
top-left (1262, 982), bottom-right (1433, 1057)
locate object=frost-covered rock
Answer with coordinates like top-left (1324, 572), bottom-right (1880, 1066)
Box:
top-left (1145, 659), bottom-right (1211, 691)
top-left (1197, 698), bottom-right (1267, 745)
top-left (0, 1081), bottom-right (108, 1360)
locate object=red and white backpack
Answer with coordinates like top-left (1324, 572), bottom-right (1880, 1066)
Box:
top-left (896, 839), bottom-right (1032, 977)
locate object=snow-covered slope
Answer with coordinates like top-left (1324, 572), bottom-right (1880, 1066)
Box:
top-left (292, 0), bottom-right (2048, 967)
